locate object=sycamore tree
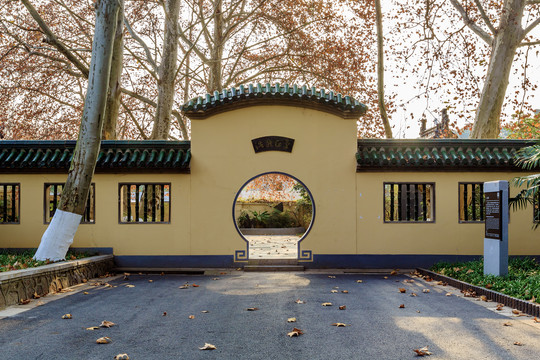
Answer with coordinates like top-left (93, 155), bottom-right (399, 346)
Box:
top-left (390, 0), bottom-right (540, 138)
top-left (1, 0), bottom-right (390, 140)
top-left (34, 0), bottom-right (121, 261)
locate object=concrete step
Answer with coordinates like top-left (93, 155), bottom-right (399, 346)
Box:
top-left (247, 259), bottom-right (299, 265)
top-left (243, 265), bottom-right (304, 272)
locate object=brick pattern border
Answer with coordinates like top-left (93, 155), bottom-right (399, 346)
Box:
top-left (0, 255), bottom-right (113, 309)
top-left (417, 268), bottom-right (540, 317)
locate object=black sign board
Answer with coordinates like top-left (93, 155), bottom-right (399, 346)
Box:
top-left (485, 190), bottom-right (503, 240)
top-left (251, 136), bottom-right (294, 153)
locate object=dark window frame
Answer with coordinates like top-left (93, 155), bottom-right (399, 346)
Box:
top-left (534, 191), bottom-right (539, 224)
top-left (43, 183), bottom-right (95, 224)
top-left (118, 183), bottom-right (171, 224)
top-left (383, 182), bottom-right (435, 223)
top-left (458, 182), bottom-right (485, 223)
top-left (0, 183), bottom-right (21, 224)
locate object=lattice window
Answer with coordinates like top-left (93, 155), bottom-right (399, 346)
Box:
top-left (384, 183), bottom-right (434, 222)
top-left (459, 183), bottom-right (485, 222)
top-left (0, 184), bottom-right (20, 224)
top-left (119, 184), bottom-right (170, 223)
top-left (44, 183), bottom-right (95, 223)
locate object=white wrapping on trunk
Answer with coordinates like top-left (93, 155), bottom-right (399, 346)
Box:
top-left (34, 209), bottom-right (82, 261)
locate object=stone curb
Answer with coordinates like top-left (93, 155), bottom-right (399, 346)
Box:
top-left (0, 255), bottom-right (114, 309)
top-left (417, 267), bottom-right (540, 317)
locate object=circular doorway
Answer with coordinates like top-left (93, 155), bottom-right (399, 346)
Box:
top-left (233, 172), bottom-right (315, 260)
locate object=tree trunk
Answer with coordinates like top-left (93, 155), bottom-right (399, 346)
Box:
top-left (375, 0), bottom-right (393, 139)
top-left (471, 0), bottom-right (525, 139)
top-left (102, 0), bottom-right (124, 140)
top-left (35, 0), bottom-right (120, 261)
top-left (151, 0), bottom-right (181, 140)
top-left (208, 0), bottom-right (224, 92)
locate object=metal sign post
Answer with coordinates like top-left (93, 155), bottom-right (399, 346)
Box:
top-left (483, 181), bottom-right (508, 276)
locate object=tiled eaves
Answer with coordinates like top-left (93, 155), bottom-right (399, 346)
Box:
top-left (182, 83), bottom-right (368, 120)
top-left (0, 140), bottom-right (191, 173)
top-left (356, 139), bottom-right (539, 172)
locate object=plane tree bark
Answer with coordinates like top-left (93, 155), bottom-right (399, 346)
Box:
top-left (34, 0), bottom-right (121, 261)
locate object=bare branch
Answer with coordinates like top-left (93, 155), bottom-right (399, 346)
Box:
top-left (473, 0), bottom-right (497, 35)
top-left (449, 0), bottom-right (493, 44)
top-left (523, 17), bottom-right (540, 37)
top-left (124, 17), bottom-right (159, 74)
top-left (121, 100), bottom-right (148, 140)
top-left (20, 0), bottom-right (90, 77)
top-left (519, 40), bottom-right (540, 46)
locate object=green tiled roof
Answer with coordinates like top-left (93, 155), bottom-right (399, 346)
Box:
top-left (356, 139), bottom-right (539, 171)
top-left (0, 140), bottom-right (191, 173)
top-left (182, 83), bottom-right (367, 119)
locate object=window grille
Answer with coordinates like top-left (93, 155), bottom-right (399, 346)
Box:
top-left (119, 183), bottom-right (170, 223)
top-left (0, 184), bottom-right (20, 224)
top-left (459, 183), bottom-right (484, 222)
top-left (44, 183), bottom-right (95, 223)
top-left (384, 183), bottom-right (434, 222)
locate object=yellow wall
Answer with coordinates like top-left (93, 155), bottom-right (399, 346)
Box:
top-left (190, 105), bottom-right (357, 258)
top-left (356, 172), bottom-right (539, 256)
top-left (0, 173), bottom-right (191, 256)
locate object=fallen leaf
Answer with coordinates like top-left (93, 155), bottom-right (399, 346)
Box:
top-left (212, 278), bottom-right (219, 280)
top-left (148, 280), bottom-right (153, 283)
top-left (424, 277), bottom-right (432, 282)
top-left (356, 280), bottom-right (363, 283)
top-left (512, 309), bottom-right (521, 315)
top-left (100, 320), bottom-right (115, 328)
top-left (220, 272), bottom-right (227, 275)
top-left (390, 270), bottom-right (398, 276)
top-left (383, 276), bottom-right (388, 279)
top-left (416, 310), bottom-right (421, 313)
top-left (399, 288), bottom-right (407, 293)
top-left (86, 327), bottom-right (100, 330)
top-left (513, 342), bottom-right (523, 346)
top-left (96, 337), bottom-right (111, 344)
top-left (19, 299), bottom-right (31, 305)
top-left (62, 314), bottom-right (72, 319)
top-left (33, 292), bottom-right (41, 299)
top-left (466, 269), bottom-right (474, 274)
top-left (328, 276), bottom-right (336, 279)
top-left (114, 354), bottom-right (130, 360)
top-left (480, 295), bottom-right (488, 302)
top-left (36, 301), bottom-right (44, 307)
top-left (295, 299), bottom-right (305, 304)
top-left (83, 292), bottom-right (89, 295)
top-left (403, 279), bottom-right (415, 283)
top-left (496, 304), bottom-right (504, 311)
top-left (125, 285), bottom-right (135, 288)
top-left (287, 317), bottom-right (297, 322)
top-left (411, 293), bottom-right (418, 297)
top-left (201, 310), bottom-right (209, 313)
top-left (236, 268), bottom-right (242, 271)
top-left (331, 323), bottom-right (350, 327)
top-left (413, 346), bottom-right (432, 356)
top-left (160, 272), bottom-right (165, 276)
top-left (422, 289), bottom-right (430, 293)
top-left (199, 343), bottom-right (217, 350)
top-left (322, 302), bottom-right (333, 306)
top-left (446, 293), bottom-right (452, 297)
top-left (163, 312), bottom-right (167, 316)
top-left (192, 284), bottom-right (200, 287)
top-left (82, 279), bottom-right (88, 283)
top-left (246, 307), bottom-right (259, 311)
top-left (331, 290), bottom-right (338, 293)
top-left (399, 304), bottom-right (405, 308)
top-left (339, 305), bottom-right (346, 310)
top-left (341, 290), bottom-right (349, 294)
top-left (503, 322), bottom-right (512, 326)
top-left (533, 317), bottom-right (540, 323)
top-left (179, 285), bottom-right (189, 289)
top-left (486, 283), bottom-right (492, 289)
top-left (123, 273), bottom-right (130, 281)
top-left (287, 328), bottom-right (304, 337)
top-left (188, 315), bottom-right (195, 319)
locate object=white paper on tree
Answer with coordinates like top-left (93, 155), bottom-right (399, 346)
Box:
top-left (34, 209), bottom-right (82, 261)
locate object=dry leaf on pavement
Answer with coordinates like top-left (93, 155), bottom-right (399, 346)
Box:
top-left (356, 280), bottom-right (363, 283)
top-left (163, 312), bottom-right (167, 316)
top-left (399, 288), bottom-right (407, 293)
top-left (331, 290), bottom-right (338, 293)
top-left (201, 310), bottom-right (209, 313)
top-left (422, 289), bottom-right (430, 293)
top-left (192, 284), bottom-right (200, 287)
top-left (411, 293), bottom-right (417, 297)
top-left (287, 317), bottom-right (297, 322)
top-left (512, 309), bottom-right (521, 315)
top-left (390, 270), bottom-right (398, 276)
top-left (62, 314), bottom-right (72, 319)
top-left (496, 304), bottom-right (504, 311)
top-left (328, 276), bottom-right (336, 279)
top-left (413, 346), bottom-right (432, 356)
top-left (100, 320), bottom-right (115, 328)
top-left (295, 299), bottom-right (305, 304)
top-left (480, 295), bottom-right (488, 302)
top-left (287, 328), bottom-right (304, 337)
top-left (114, 354), bottom-right (129, 360)
top-left (188, 315), bottom-right (195, 319)
top-left (322, 302), bottom-right (332, 306)
top-left (399, 304), bottom-right (405, 308)
top-left (19, 299), bottom-right (31, 305)
top-left (96, 337), bottom-right (111, 344)
top-left (331, 323), bottom-right (350, 327)
top-left (339, 305), bottom-right (346, 310)
top-left (514, 342), bottom-right (524, 346)
top-left (533, 317), bottom-right (540, 323)
top-left (86, 327), bottom-right (100, 331)
top-left (446, 293), bottom-right (452, 297)
top-left (246, 308), bottom-right (259, 311)
top-left (179, 285), bottom-right (189, 289)
top-left (503, 322), bottom-right (513, 326)
top-left (125, 285), bottom-right (135, 288)
top-left (341, 290), bottom-right (349, 294)
top-left (199, 343), bottom-right (217, 350)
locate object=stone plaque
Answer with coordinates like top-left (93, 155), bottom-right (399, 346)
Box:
top-left (251, 136), bottom-right (294, 153)
top-left (485, 190), bottom-right (502, 240)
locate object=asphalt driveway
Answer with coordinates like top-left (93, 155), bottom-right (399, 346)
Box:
top-left (1, 271), bottom-right (539, 359)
